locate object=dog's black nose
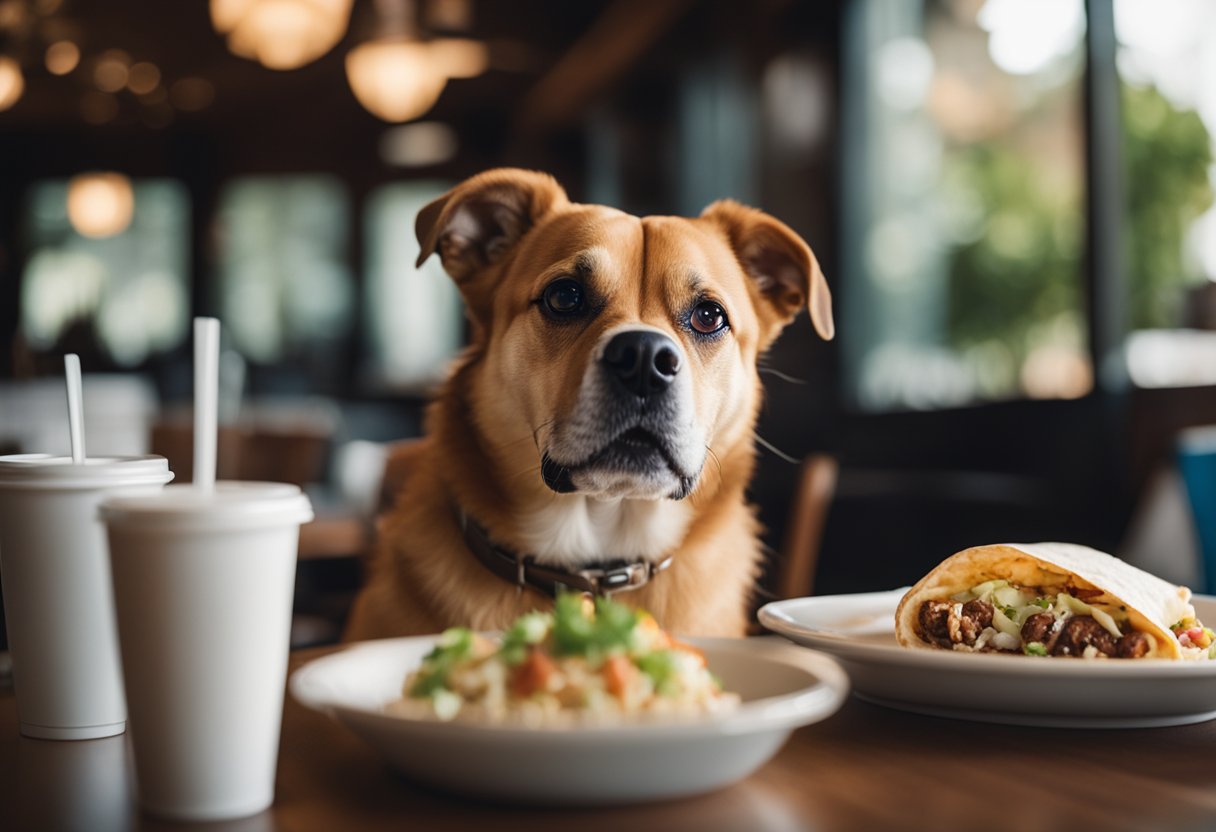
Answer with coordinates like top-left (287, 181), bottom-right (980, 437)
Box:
top-left (602, 330), bottom-right (682, 398)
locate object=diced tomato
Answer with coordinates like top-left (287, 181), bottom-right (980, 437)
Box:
top-left (510, 647), bottom-right (556, 698)
top-left (602, 654), bottom-right (638, 700)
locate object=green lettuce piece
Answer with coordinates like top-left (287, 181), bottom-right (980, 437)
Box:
top-left (551, 591), bottom-right (641, 658)
top-left (551, 592), bottom-right (597, 656)
top-left (635, 649), bottom-right (679, 696)
top-left (408, 627), bottom-right (474, 697)
top-left (499, 611), bottom-right (552, 665)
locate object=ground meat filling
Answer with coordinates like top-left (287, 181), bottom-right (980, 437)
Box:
top-left (917, 599), bottom-right (993, 648)
top-left (958, 600), bottom-right (993, 645)
top-left (1051, 616), bottom-right (1116, 657)
top-left (918, 600), bottom-right (1153, 658)
top-left (1116, 631), bottom-right (1152, 658)
top-left (918, 601), bottom-right (954, 647)
top-left (1020, 612), bottom-right (1056, 645)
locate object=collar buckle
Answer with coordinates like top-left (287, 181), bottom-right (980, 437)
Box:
top-left (577, 556), bottom-right (673, 596)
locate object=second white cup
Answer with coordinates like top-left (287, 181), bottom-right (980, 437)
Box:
top-left (100, 482), bottom-right (313, 821)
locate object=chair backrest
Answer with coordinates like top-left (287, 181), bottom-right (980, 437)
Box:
top-left (777, 454), bottom-right (839, 599)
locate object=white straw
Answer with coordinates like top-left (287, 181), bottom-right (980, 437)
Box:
top-left (193, 317), bottom-right (220, 493)
top-left (64, 353), bottom-right (86, 464)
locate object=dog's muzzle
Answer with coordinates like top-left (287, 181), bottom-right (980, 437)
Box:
top-left (541, 326), bottom-right (705, 501)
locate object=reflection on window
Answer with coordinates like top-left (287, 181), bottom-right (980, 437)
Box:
top-left (363, 181), bottom-right (463, 389)
top-left (1115, 0), bottom-right (1216, 388)
top-left (216, 177), bottom-right (353, 364)
top-left (21, 179), bottom-right (190, 366)
top-left (845, 0), bottom-right (1089, 410)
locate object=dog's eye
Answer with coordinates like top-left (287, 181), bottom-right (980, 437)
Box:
top-left (690, 301), bottom-right (728, 335)
top-left (542, 279), bottom-right (584, 316)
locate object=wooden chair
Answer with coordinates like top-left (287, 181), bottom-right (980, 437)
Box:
top-left (776, 454), bottom-right (839, 599)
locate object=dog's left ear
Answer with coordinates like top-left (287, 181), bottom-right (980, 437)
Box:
top-left (700, 200), bottom-right (834, 341)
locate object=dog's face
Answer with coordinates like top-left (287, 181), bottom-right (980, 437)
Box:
top-left (416, 169), bottom-right (832, 505)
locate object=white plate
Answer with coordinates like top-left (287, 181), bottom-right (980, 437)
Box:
top-left (759, 590), bottom-right (1216, 729)
top-left (290, 636), bottom-right (848, 804)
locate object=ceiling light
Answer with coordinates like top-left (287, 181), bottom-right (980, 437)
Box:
top-left (0, 57), bottom-right (22, 111)
top-left (127, 62), bottom-right (161, 95)
top-left (93, 50), bottom-right (131, 93)
top-left (212, 0), bottom-right (353, 71)
top-left (67, 173), bottom-right (135, 239)
top-left (45, 40), bottom-right (80, 75)
top-left (345, 37), bottom-right (446, 122)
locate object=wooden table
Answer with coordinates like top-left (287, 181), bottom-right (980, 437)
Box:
top-left (4, 646), bottom-right (1216, 832)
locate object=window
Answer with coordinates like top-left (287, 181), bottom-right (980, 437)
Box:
top-left (21, 178), bottom-right (190, 366)
top-left (216, 176), bottom-right (353, 366)
top-left (844, 0), bottom-right (1090, 409)
top-left (1115, 0), bottom-right (1216, 388)
top-left (363, 181), bottom-right (464, 389)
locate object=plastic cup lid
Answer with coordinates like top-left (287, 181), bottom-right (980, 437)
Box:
top-left (0, 455), bottom-right (174, 490)
top-left (99, 481), bottom-right (314, 531)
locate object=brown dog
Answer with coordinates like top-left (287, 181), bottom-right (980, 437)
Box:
top-left (345, 168), bottom-right (832, 640)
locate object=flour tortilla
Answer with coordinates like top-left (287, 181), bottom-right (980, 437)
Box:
top-left (894, 543), bottom-right (1195, 659)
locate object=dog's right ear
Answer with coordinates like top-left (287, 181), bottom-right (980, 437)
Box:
top-left (415, 168), bottom-right (568, 285)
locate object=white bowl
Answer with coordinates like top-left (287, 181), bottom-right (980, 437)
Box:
top-left (290, 635), bottom-right (848, 804)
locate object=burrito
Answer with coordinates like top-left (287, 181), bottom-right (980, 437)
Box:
top-left (895, 543), bottom-right (1214, 660)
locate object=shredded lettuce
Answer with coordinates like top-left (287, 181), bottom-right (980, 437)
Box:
top-left (992, 586), bottom-right (1026, 608)
top-left (635, 650), bottom-right (679, 695)
top-left (499, 611), bottom-right (552, 665)
top-left (969, 579), bottom-right (1008, 596)
top-left (551, 592), bottom-right (641, 658)
top-left (991, 606), bottom-right (1020, 638)
top-left (409, 627), bottom-right (475, 697)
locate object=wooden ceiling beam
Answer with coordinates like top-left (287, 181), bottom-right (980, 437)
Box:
top-left (514, 0), bottom-right (695, 136)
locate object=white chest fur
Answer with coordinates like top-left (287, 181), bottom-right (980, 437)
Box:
top-left (515, 496), bottom-right (692, 568)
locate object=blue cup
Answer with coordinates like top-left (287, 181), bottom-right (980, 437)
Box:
top-left (1179, 427), bottom-right (1216, 595)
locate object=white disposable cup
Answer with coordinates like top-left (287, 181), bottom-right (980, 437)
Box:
top-left (0, 454), bottom-right (174, 740)
top-left (17, 731), bottom-right (135, 831)
top-left (100, 482), bottom-right (313, 821)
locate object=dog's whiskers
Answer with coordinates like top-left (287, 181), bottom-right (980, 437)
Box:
top-left (480, 420), bottom-right (557, 455)
top-left (685, 446), bottom-right (723, 509)
top-left (530, 419), bottom-right (556, 455)
top-left (488, 433), bottom-right (546, 453)
top-left (706, 446), bottom-right (724, 483)
top-left (753, 432), bottom-right (800, 464)
top-left (506, 464), bottom-right (543, 484)
top-left (758, 366), bottom-right (807, 385)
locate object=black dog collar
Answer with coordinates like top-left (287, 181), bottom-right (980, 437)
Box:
top-left (458, 509), bottom-right (673, 598)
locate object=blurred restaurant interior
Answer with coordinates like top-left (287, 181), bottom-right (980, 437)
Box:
top-left (2, 0), bottom-right (1216, 645)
